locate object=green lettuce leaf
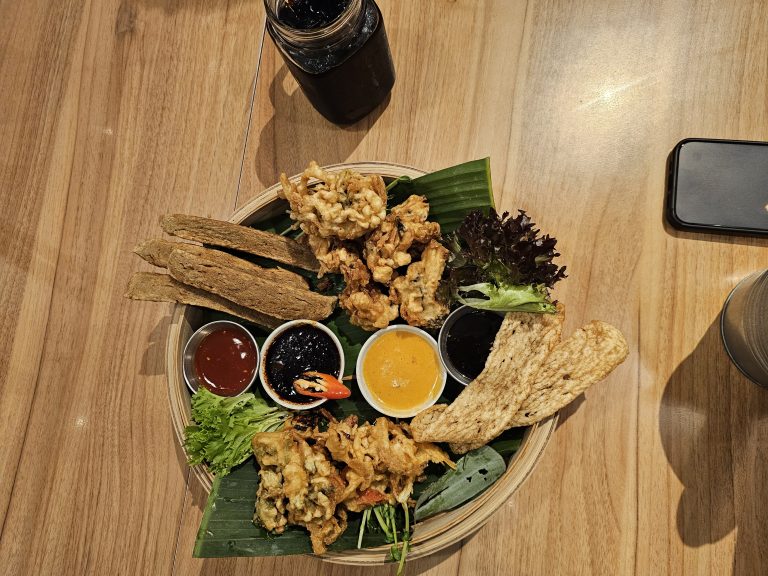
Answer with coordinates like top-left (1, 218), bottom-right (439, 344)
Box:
top-left (184, 388), bottom-right (289, 476)
top-left (456, 282), bottom-right (556, 313)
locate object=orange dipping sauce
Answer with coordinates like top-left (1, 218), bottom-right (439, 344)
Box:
top-left (194, 327), bottom-right (257, 396)
top-left (362, 330), bottom-right (443, 414)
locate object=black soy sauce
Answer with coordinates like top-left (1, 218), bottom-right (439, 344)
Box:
top-left (446, 310), bottom-right (504, 381)
top-left (268, 0), bottom-right (395, 124)
top-left (265, 324), bottom-right (341, 404)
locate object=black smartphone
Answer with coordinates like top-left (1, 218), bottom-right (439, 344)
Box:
top-left (666, 138), bottom-right (768, 236)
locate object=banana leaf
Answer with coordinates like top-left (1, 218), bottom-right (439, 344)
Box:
top-left (388, 157), bottom-right (495, 232)
top-left (193, 158), bottom-right (521, 558)
top-left (414, 446), bottom-right (506, 521)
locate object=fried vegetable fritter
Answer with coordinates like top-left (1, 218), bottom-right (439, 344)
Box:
top-left (364, 195), bottom-right (441, 285)
top-left (251, 416), bottom-right (452, 554)
top-left (390, 240), bottom-right (450, 329)
top-left (252, 431), bottom-right (347, 555)
top-left (279, 161), bottom-right (387, 240)
top-left (338, 252), bottom-right (398, 331)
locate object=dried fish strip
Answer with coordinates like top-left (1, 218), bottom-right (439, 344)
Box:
top-left (161, 213), bottom-right (319, 272)
top-left (133, 238), bottom-right (308, 289)
top-left (124, 272), bottom-right (282, 329)
top-left (167, 248), bottom-right (336, 321)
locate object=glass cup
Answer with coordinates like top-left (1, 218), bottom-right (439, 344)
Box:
top-left (720, 269), bottom-right (768, 386)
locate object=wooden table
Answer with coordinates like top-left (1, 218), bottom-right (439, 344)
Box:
top-left (2, 1), bottom-right (767, 574)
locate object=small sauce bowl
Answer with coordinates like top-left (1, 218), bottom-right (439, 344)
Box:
top-left (438, 305), bottom-right (505, 386)
top-left (259, 320), bottom-right (345, 411)
top-left (183, 320), bottom-right (260, 397)
top-left (356, 325), bottom-right (446, 418)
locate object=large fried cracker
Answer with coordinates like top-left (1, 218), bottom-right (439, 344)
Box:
top-left (411, 307), bottom-right (564, 445)
top-left (508, 320), bottom-right (628, 426)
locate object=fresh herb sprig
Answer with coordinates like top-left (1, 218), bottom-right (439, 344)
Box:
top-left (357, 502), bottom-right (412, 576)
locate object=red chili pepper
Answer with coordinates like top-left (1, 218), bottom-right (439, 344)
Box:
top-left (293, 371), bottom-right (351, 400)
top-left (359, 488), bottom-right (387, 506)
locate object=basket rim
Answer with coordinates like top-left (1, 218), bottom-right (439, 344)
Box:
top-left (165, 161), bottom-right (558, 564)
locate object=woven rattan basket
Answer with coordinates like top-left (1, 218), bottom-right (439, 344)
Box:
top-left (166, 162), bottom-right (557, 565)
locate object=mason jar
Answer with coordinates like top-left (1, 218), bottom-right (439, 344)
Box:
top-left (263, 0), bottom-right (396, 124)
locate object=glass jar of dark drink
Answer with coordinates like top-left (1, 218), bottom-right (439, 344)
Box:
top-left (263, 0), bottom-right (395, 124)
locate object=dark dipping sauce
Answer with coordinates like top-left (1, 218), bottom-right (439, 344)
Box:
top-left (194, 327), bottom-right (257, 397)
top-left (265, 324), bottom-right (341, 404)
top-left (446, 310), bottom-right (505, 381)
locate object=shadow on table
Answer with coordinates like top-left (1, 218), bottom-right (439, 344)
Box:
top-left (659, 317), bottom-right (768, 573)
top-left (252, 65), bottom-right (389, 190)
top-left (140, 312), bottom-right (171, 376)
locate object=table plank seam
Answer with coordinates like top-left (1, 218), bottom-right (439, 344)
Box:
top-left (497, 0), bottom-right (531, 196)
top-left (170, 467), bottom-right (192, 576)
top-left (634, 301), bottom-right (641, 576)
top-left (234, 21), bottom-right (266, 210)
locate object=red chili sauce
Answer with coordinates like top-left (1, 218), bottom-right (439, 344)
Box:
top-left (194, 327), bottom-right (257, 396)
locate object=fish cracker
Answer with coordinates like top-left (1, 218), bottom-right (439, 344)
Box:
top-left (124, 272), bottom-right (282, 329)
top-left (508, 320), bottom-right (628, 426)
top-left (411, 307), bottom-right (564, 445)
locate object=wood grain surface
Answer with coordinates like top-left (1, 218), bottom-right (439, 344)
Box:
top-left (2, 0), bottom-right (768, 575)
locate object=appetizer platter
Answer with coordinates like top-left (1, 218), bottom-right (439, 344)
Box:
top-left (127, 159), bottom-right (628, 571)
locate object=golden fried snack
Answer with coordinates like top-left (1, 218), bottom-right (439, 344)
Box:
top-left (443, 319), bottom-right (629, 455)
top-left (508, 321), bottom-right (629, 426)
top-left (278, 161), bottom-right (387, 242)
top-left (390, 240), bottom-right (450, 329)
top-left (364, 195), bottom-right (441, 284)
top-left (252, 431), bottom-right (347, 555)
top-left (124, 272), bottom-right (282, 329)
top-left (252, 417), bottom-right (450, 554)
top-left (322, 416), bottom-right (452, 511)
top-left (133, 239), bottom-right (308, 289)
top-left (167, 248), bottom-right (336, 322)
top-left (410, 308), bottom-right (565, 446)
top-left (338, 253), bottom-right (398, 331)
top-left (307, 236), bottom-right (362, 278)
top-left (160, 213), bottom-right (319, 272)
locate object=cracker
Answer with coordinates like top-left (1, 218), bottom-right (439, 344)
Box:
top-left (508, 320), bottom-right (628, 426)
top-left (161, 213), bottom-right (319, 272)
top-left (167, 248), bottom-right (336, 321)
top-left (411, 307), bottom-right (564, 445)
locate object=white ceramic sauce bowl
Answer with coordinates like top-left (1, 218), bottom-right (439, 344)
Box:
top-left (259, 320), bottom-right (345, 411)
top-left (355, 324), bottom-right (446, 418)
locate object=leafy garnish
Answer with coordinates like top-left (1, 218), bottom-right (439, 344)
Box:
top-left (184, 388), bottom-right (289, 476)
top-left (357, 503), bottom-right (411, 576)
top-left (444, 208), bottom-right (566, 312)
top-left (414, 446), bottom-right (506, 521)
